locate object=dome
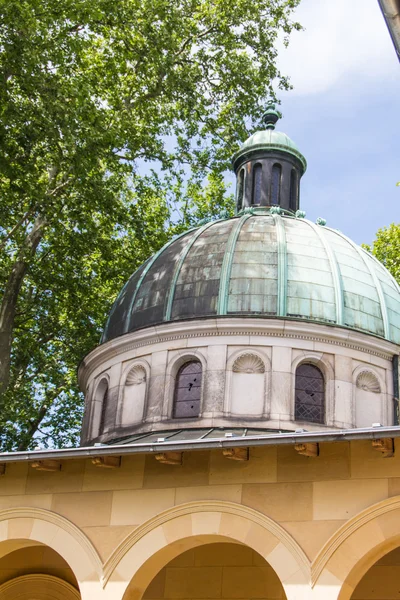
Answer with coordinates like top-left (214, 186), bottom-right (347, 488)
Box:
top-left (232, 129), bottom-right (307, 173)
top-left (102, 212), bottom-right (400, 345)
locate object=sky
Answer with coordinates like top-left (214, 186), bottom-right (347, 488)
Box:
top-left (271, 0), bottom-right (399, 245)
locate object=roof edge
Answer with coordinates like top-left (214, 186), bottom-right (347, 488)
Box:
top-left (2, 426), bottom-right (400, 463)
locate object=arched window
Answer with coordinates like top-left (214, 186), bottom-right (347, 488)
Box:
top-left (173, 361), bottom-right (202, 418)
top-left (98, 378), bottom-right (111, 434)
top-left (289, 169), bottom-right (297, 211)
top-left (237, 169), bottom-right (245, 211)
top-left (271, 164), bottom-right (281, 205)
top-left (295, 364), bottom-right (325, 424)
top-left (252, 163), bottom-right (262, 205)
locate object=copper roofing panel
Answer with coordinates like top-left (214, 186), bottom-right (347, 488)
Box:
top-left (102, 213), bottom-right (400, 345)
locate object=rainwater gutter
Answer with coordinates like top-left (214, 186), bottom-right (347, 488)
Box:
top-left (378, 0), bottom-right (400, 61)
top-left (2, 425), bottom-right (400, 463)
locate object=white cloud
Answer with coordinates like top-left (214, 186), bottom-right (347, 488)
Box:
top-left (277, 0), bottom-right (398, 95)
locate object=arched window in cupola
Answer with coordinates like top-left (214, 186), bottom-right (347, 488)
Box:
top-left (289, 169), bottom-right (298, 211)
top-left (173, 361), bottom-right (202, 418)
top-left (271, 163), bottom-right (282, 205)
top-left (237, 168), bottom-right (245, 212)
top-left (295, 364), bottom-right (325, 424)
top-left (252, 163), bottom-right (262, 205)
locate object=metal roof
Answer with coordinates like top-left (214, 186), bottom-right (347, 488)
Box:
top-left (102, 212), bottom-right (400, 345)
top-left (232, 129), bottom-right (307, 173)
top-left (2, 426), bottom-right (400, 463)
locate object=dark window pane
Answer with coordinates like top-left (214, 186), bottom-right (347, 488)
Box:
top-left (271, 164), bottom-right (281, 205)
top-left (295, 364), bottom-right (325, 424)
top-left (173, 361), bottom-right (202, 418)
top-left (253, 164), bottom-right (262, 205)
top-left (237, 169), bottom-right (244, 211)
top-left (174, 400), bottom-right (201, 419)
top-left (290, 169), bottom-right (297, 211)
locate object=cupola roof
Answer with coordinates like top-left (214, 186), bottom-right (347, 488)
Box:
top-left (100, 106), bottom-right (400, 348)
top-left (232, 103), bottom-right (307, 173)
top-left (102, 212), bottom-right (400, 346)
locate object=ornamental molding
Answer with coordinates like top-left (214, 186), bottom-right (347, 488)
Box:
top-left (79, 319), bottom-right (397, 388)
top-left (0, 574), bottom-right (80, 599)
top-left (356, 370), bottom-right (381, 393)
top-left (103, 500), bottom-right (310, 587)
top-left (125, 364), bottom-right (146, 385)
top-left (233, 353), bottom-right (265, 373)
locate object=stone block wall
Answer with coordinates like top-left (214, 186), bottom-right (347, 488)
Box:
top-left (1, 438), bottom-right (400, 598)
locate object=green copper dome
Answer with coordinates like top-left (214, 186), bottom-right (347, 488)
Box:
top-left (232, 129), bottom-right (307, 173)
top-left (231, 102), bottom-right (307, 173)
top-left (102, 213), bottom-right (400, 345)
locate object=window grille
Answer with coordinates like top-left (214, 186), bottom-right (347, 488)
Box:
top-left (173, 361), bottom-right (202, 418)
top-left (295, 364), bottom-right (325, 424)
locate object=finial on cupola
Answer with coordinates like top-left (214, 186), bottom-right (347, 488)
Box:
top-left (262, 101), bottom-right (281, 130)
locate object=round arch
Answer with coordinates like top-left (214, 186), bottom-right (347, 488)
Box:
top-left (224, 348), bottom-right (271, 417)
top-left (164, 350), bottom-right (207, 418)
top-left (116, 358), bottom-right (151, 427)
top-left (351, 363), bottom-right (388, 428)
top-left (0, 573), bottom-right (80, 599)
top-left (226, 347), bottom-right (271, 372)
top-left (291, 352), bottom-right (334, 426)
top-left (103, 501), bottom-right (310, 600)
top-left (0, 507), bottom-right (102, 595)
top-left (312, 497), bottom-right (400, 600)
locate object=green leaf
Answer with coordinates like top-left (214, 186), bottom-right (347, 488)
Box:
top-left (0, 0), bottom-right (302, 449)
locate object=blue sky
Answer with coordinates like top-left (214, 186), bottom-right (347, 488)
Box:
top-left (272, 0), bottom-right (399, 245)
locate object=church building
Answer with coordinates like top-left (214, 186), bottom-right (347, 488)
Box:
top-left (0, 105), bottom-right (399, 600)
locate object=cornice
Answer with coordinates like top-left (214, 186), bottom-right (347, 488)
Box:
top-left (79, 318), bottom-right (398, 389)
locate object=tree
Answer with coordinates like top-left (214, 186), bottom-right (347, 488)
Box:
top-left (364, 223), bottom-right (400, 286)
top-left (0, 0), bottom-right (301, 449)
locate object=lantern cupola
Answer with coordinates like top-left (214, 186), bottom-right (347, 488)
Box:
top-left (232, 102), bottom-right (307, 213)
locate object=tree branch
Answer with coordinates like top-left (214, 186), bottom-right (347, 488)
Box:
top-left (0, 209), bottom-right (34, 251)
top-left (0, 214), bottom-right (47, 397)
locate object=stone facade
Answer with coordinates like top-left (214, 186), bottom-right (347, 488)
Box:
top-left (79, 319), bottom-right (396, 445)
top-left (1, 437), bottom-right (400, 598)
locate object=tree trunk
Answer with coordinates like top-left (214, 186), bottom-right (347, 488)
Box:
top-left (0, 214), bottom-right (47, 397)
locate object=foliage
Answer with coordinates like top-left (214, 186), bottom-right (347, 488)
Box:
top-left (0, 0), bottom-right (301, 449)
top-left (363, 223), bottom-right (400, 286)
